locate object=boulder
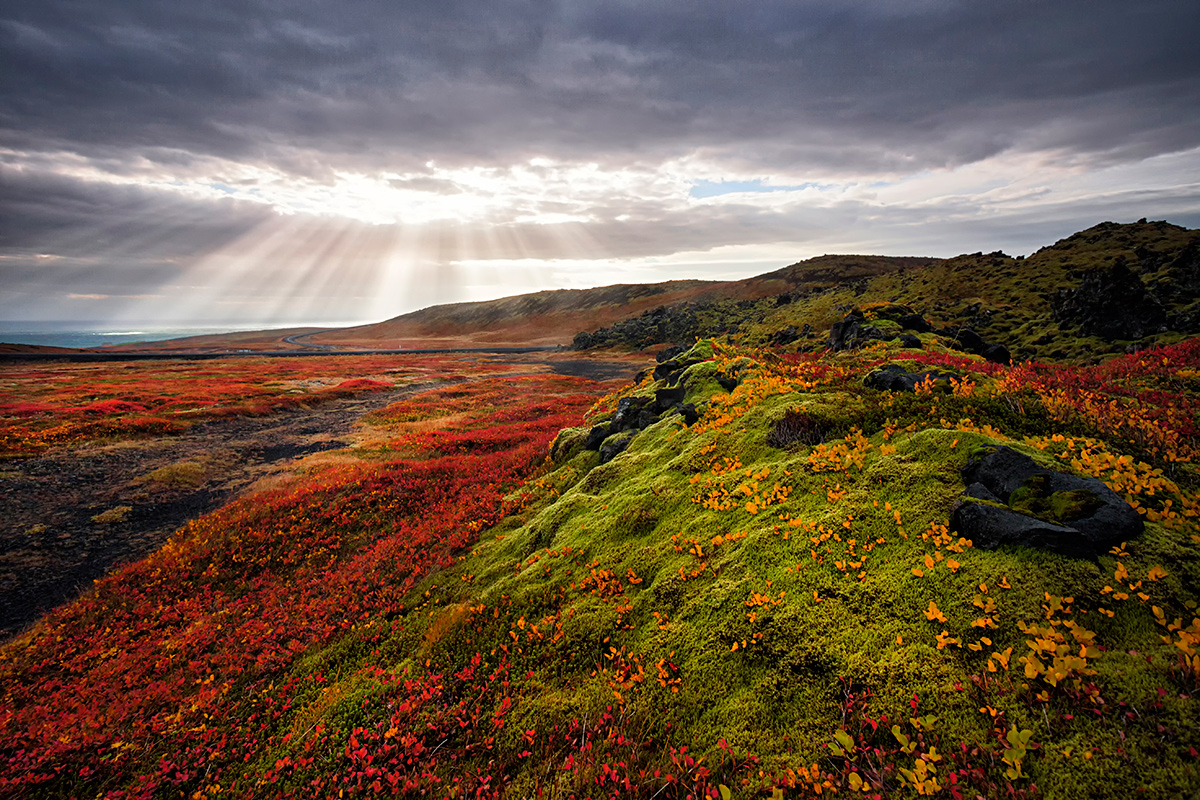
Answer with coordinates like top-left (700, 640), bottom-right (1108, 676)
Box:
top-left (981, 343), bottom-right (1011, 365)
top-left (827, 310), bottom-right (869, 351)
top-left (949, 445), bottom-right (1143, 558)
top-left (897, 313), bottom-right (932, 333)
top-left (864, 364), bottom-right (957, 393)
top-left (599, 432), bottom-right (635, 464)
top-left (584, 424), bottom-right (610, 451)
top-left (771, 325), bottom-right (801, 346)
top-left (611, 396), bottom-right (653, 431)
top-left (937, 326), bottom-right (1011, 365)
top-left (828, 307), bottom-right (934, 351)
top-left (898, 333), bottom-right (923, 349)
top-left (653, 351), bottom-right (708, 385)
top-left (654, 383), bottom-right (686, 412)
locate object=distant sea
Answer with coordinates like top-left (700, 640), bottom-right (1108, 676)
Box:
top-left (0, 321), bottom-right (262, 349)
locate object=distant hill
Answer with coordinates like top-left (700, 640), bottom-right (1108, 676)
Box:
top-left (309, 256), bottom-right (938, 350)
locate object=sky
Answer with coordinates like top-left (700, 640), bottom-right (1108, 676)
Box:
top-left (2, 1), bottom-right (1199, 327)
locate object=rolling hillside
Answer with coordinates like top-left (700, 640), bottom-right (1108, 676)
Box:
top-left (2, 221), bottom-right (1198, 799)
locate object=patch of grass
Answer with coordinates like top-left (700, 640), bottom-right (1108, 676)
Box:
top-left (136, 459), bottom-right (208, 488)
top-left (91, 505), bottom-right (132, 524)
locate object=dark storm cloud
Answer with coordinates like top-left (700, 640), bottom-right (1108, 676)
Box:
top-left (0, 164), bottom-right (274, 319)
top-left (0, 164), bottom-right (271, 256)
top-left (3, 0), bottom-right (1198, 173)
top-left (4, 0), bottom-right (1199, 322)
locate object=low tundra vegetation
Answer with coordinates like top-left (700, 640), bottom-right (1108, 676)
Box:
top-left (0, 354), bottom-right (516, 458)
top-left (1, 339), bottom-right (1198, 798)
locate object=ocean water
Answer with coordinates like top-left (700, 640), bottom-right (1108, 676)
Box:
top-left (0, 321), bottom-right (259, 349)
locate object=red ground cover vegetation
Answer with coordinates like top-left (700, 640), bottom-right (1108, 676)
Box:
top-left (0, 355), bottom-right (513, 457)
top-left (0, 369), bottom-right (602, 798)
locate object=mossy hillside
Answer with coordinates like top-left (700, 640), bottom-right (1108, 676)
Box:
top-left (713, 221), bottom-right (1200, 364)
top-left (241, 339), bottom-right (1199, 798)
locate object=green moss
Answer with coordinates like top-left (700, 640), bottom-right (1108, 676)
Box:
top-left (1008, 474), bottom-right (1106, 523)
top-left (550, 426), bottom-right (589, 463)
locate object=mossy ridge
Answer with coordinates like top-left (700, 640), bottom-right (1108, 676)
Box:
top-left (726, 221), bottom-right (1200, 364)
top-left (246, 339), bottom-right (1198, 798)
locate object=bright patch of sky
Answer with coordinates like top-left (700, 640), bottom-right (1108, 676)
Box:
top-left (689, 179), bottom-right (814, 199)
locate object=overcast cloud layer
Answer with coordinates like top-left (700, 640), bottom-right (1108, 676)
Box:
top-left (3, 0), bottom-right (1199, 324)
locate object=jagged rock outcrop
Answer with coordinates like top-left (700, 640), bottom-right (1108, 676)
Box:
top-left (1052, 258), bottom-right (1168, 340)
top-left (827, 310), bottom-right (887, 351)
top-left (574, 301), bottom-right (744, 350)
top-left (584, 373), bottom-right (701, 462)
top-left (825, 305), bottom-right (1011, 364)
top-left (949, 446), bottom-right (1143, 559)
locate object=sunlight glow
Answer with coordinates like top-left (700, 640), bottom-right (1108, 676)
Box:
top-left (11, 144), bottom-right (1200, 326)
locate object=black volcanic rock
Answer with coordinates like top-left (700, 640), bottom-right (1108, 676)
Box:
top-left (827, 310), bottom-right (896, 351)
top-left (936, 326), bottom-right (1011, 364)
top-left (1052, 258), bottom-right (1168, 340)
top-left (585, 425), bottom-right (610, 450)
top-left (864, 364), bottom-right (957, 393)
top-left (949, 445), bottom-right (1143, 559)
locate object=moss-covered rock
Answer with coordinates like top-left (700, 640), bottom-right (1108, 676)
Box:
top-left (952, 445), bottom-right (1144, 558)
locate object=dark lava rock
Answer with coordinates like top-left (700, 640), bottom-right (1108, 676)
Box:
top-left (949, 445), bottom-right (1143, 559)
top-left (952, 328), bottom-right (987, 353)
top-left (937, 326), bottom-right (1011, 364)
top-left (981, 343), bottom-right (1012, 365)
top-left (864, 364), bottom-right (956, 393)
top-left (897, 313), bottom-right (932, 333)
top-left (653, 352), bottom-right (707, 385)
top-left (676, 403), bottom-right (699, 426)
top-left (599, 432), bottom-right (635, 464)
top-left (828, 313), bottom-right (883, 351)
top-left (828, 307), bottom-right (934, 351)
top-left (611, 396), bottom-right (651, 431)
top-left (1052, 258), bottom-right (1168, 340)
top-left (655, 384), bottom-right (686, 412)
top-left (657, 344), bottom-right (688, 363)
top-left (898, 333), bottom-right (923, 349)
top-left (585, 424), bottom-right (610, 450)
top-left (827, 310), bottom-right (868, 351)
top-left (771, 325), bottom-right (801, 346)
